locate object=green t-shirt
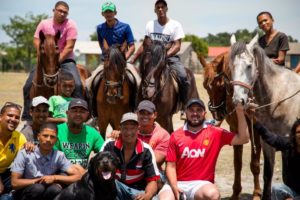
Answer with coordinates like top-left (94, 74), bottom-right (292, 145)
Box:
top-left (48, 95), bottom-right (72, 118)
top-left (54, 123), bottom-right (104, 168)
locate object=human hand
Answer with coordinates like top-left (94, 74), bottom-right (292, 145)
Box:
top-left (107, 130), bottom-right (120, 140)
top-left (23, 142), bottom-right (36, 152)
top-left (38, 175), bottom-right (56, 185)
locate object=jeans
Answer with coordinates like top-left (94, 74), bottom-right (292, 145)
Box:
top-left (14, 183), bottom-right (61, 200)
top-left (272, 183), bottom-right (299, 200)
top-left (22, 60), bottom-right (84, 120)
top-left (0, 194), bottom-right (12, 200)
top-left (115, 180), bottom-right (158, 200)
top-left (0, 169), bottom-right (12, 199)
top-left (167, 56), bottom-right (189, 105)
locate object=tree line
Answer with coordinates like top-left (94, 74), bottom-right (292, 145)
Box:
top-left (1, 13), bottom-right (298, 72)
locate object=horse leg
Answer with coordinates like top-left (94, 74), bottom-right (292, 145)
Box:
top-left (261, 142), bottom-right (276, 200)
top-left (98, 115), bottom-right (109, 140)
top-left (231, 145), bottom-right (243, 200)
top-left (250, 130), bottom-right (262, 200)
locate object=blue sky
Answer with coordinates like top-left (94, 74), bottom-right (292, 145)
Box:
top-left (1, 0), bottom-right (299, 44)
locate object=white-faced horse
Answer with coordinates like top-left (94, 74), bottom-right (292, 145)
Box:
top-left (230, 34), bottom-right (300, 200)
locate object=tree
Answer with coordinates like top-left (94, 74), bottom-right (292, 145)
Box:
top-left (1, 13), bottom-right (48, 71)
top-left (90, 32), bottom-right (97, 41)
top-left (183, 34), bottom-right (208, 56)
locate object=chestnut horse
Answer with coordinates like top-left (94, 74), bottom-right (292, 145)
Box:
top-left (30, 31), bottom-right (90, 100)
top-left (139, 38), bottom-right (198, 133)
top-left (96, 40), bottom-right (136, 139)
top-left (200, 52), bottom-right (262, 200)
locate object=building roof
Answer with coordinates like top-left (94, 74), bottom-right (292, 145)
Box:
top-left (208, 47), bottom-right (230, 57)
top-left (288, 42), bottom-right (300, 55)
top-left (74, 41), bottom-right (101, 55)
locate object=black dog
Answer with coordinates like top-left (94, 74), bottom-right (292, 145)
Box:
top-left (55, 151), bottom-right (119, 200)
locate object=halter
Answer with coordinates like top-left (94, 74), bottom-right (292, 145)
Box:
top-left (104, 75), bottom-right (125, 104)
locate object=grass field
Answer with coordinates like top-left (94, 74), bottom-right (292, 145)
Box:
top-left (0, 72), bottom-right (282, 199)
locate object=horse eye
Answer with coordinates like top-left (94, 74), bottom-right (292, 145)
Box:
top-left (247, 65), bottom-right (252, 70)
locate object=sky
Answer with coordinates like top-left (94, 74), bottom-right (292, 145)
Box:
top-left (1, 0), bottom-right (300, 44)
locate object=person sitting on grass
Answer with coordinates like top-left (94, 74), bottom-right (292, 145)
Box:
top-left (11, 123), bottom-right (82, 200)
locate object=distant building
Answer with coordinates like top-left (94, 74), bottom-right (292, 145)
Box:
top-left (208, 46), bottom-right (230, 61)
top-left (286, 42), bottom-right (300, 69)
top-left (74, 41), bottom-right (202, 73)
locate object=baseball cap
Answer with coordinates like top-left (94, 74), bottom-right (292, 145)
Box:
top-left (102, 1), bottom-right (116, 12)
top-left (137, 100), bottom-right (156, 113)
top-left (68, 98), bottom-right (89, 110)
top-left (120, 112), bottom-right (138, 124)
top-left (155, 0), bottom-right (167, 6)
top-left (186, 98), bottom-right (206, 110)
top-left (31, 96), bottom-right (49, 107)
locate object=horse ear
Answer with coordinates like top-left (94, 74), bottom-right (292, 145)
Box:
top-left (39, 30), bottom-right (45, 43)
top-left (103, 39), bottom-right (109, 51)
top-left (55, 31), bottom-right (61, 42)
top-left (120, 41), bottom-right (127, 53)
top-left (143, 37), bottom-right (152, 48)
top-left (230, 34), bottom-right (236, 45)
top-left (247, 33), bottom-right (259, 51)
top-left (216, 56), bottom-right (225, 73)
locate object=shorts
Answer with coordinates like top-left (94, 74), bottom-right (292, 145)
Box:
top-left (159, 180), bottom-right (211, 200)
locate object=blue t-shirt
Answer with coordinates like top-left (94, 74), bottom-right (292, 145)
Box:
top-left (96, 19), bottom-right (134, 52)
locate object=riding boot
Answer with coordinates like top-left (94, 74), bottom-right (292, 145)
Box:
top-left (179, 77), bottom-right (189, 120)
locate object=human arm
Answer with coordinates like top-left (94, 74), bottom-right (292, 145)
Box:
top-left (166, 39), bottom-right (181, 58)
top-left (272, 50), bottom-right (287, 65)
top-left (11, 172), bottom-right (41, 190)
top-left (166, 162), bottom-right (183, 200)
top-left (294, 61), bottom-right (300, 73)
top-left (125, 43), bottom-right (135, 60)
top-left (134, 180), bottom-right (157, 200)
top-left (39, 165), bottom-right (81, 185)
top-left (47, 117), bottom-right (67, 124)
top-left (59, 39), bottom-right (76, 63)
top-left (231, 103), bottom-right (250, 145)
top-left (253, 122), bottom-right (290, 151)
top-left (129, 41), bottom-right (145, 64)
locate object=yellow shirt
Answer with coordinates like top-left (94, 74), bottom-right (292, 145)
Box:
top-left (0, 130), bottom-right (27, 173)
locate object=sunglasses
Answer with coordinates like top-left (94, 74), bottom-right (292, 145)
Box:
top-left (1, 102), bottom-right (23, 114)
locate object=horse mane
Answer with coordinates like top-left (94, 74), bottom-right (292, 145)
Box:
top-left (229, 41), bottom-right (246, 68)
top-left (106, 44), bottom-right (127, 74)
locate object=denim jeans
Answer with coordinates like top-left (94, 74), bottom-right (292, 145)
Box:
top-left (22, 60), bottom-right (84, 120)
top-left (272, 183), bottom-right (299, 200)
top-left (0, 170), bottom-right (13, 200)
top-left (115, 180), bottom-right (158, 200)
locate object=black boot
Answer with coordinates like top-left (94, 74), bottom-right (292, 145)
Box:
top-left (179, 77), bottom-right (189, 120)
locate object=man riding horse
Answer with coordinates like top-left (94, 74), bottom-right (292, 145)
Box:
top-left (22, 1), bottom-right (84, 120)
top-left (130, 0), bottom-right (189, 113)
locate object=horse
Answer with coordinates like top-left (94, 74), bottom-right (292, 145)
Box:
top-left (29, 30), bottom-right (90, 100)
top-left (230, 34), bottom-right (300, 200)
top-left (200, 52), bottom-right (262, 200)
top-left (96, 40), bottom-right (136, 139)
top-left (138, 38), bottom-right (199, 133)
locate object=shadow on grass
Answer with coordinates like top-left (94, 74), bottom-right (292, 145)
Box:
top-left (221, 193), bottom-right (252, 200)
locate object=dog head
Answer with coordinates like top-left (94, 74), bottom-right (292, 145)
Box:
top-left (88, 151), bottom-right (119, 182)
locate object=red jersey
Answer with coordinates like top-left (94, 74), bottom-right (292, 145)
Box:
top-left (166, 124), bottom-right (235, 182)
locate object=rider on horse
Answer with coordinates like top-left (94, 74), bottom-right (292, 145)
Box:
top-left (22, 1), bottom-right (84, 120)
top-left (130, 0), bottom-right (189, 111)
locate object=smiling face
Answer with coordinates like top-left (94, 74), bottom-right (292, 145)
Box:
top-left (120, 121), bottom-right (138, 145)
top-left (185, 104), bottom-right (206, 127)
top-left (0, 107), bottom-right (21, 133)
top-left (67, 107), bottom-right (89, 127)
top-left (137, 110), bottom-right (157, 127)
top-left (257, 13), bottom-right (274, 34)
top-left (31, 104), bottom-right (49, 126)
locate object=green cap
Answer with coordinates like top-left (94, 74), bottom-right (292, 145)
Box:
top-left (102, 1), bottom-right (116, 12)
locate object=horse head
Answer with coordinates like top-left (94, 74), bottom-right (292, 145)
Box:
top-left (139, 38), bottom-right (167, 99)
top-left (230, 34), bottom-right (261, 106)
top-left (102, 39), bottom-right (127, 104)
top-left (38, 30), bottom-right (60, 87)
top-left (201, 52), bottom-right (232, 121)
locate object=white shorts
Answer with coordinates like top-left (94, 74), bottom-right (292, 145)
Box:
top-left (159, 180), bottom-right (212, 200)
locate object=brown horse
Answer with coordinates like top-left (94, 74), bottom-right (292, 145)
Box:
top-left (200, 52), bottom-right (262, 200)
top-left (96, 40), bottom-right (136, 139)
top-left (29, 31), bottom-right (90, 100)
top-left (139, 38), bottom-right (198, 133)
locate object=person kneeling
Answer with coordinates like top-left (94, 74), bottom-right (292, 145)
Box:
top-left (11, 123), bottom-right (81, 200)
